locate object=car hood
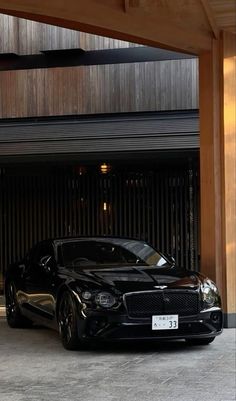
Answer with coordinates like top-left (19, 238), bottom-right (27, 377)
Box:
top-left (62, 265), bottom-right (202, 294)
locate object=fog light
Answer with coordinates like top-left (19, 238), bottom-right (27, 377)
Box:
top-left (95, 292), bottom-right (116, 308)
top-left (211, 312), bottom-right (220, 322)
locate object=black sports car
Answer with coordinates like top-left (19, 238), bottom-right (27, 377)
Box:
top-left (5, 237), bottom-right (223, 350)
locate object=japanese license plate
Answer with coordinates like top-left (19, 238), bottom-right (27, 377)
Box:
top-left (152, 315), bottom-right (179, 330)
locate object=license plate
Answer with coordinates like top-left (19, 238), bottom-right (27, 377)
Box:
top-left (152, 315), bottom-right (179, 330)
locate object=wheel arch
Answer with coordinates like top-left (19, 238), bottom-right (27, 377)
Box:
top-left (4, 277), bottom-right (15, 295)
top-left (56, 284), bottom-right (82, 321)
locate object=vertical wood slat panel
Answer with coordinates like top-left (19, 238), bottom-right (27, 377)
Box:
top-left (3, 170), bottom-right (7, 282)
top-left (184, 171), bottom-right (189, 269)
top-left (0, 164), bottom-right (199, 293)
top-left (0, 169), bottom-right (3, 290)
top-left (193, 168), bottom-right (199, 268)
top-left (179, 174), bottom-right (184, 267)
top-left (118, 175), bottom-right (122, 236)
top-left (0, 59), bottom-right (199, 118)
top-left (160, 174), bottom-right (165, 251)
top-left (15, 175), bottom-right (20, 261)
top-left (0, 14), bottom-right (137, 55)
top-left (8, 176), bottom-right (12, 266)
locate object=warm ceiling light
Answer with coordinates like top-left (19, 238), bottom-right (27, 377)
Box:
top-left (100, 163), bottom-right (111, 174)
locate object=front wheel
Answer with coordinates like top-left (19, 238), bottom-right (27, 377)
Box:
top-left (58, 291), bottom-right (81, 350)
top-left (5, 282), bottom-right (32, 328)
top-left (185, 337), bottom-right (215, 346)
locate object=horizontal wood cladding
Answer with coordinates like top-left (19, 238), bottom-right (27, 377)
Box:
top-left (0, 59), bottom-right (198, 118)
top-left (0, 111), bottom-right (199, 158)
top-left (0, 14), bottom-right (137, 54)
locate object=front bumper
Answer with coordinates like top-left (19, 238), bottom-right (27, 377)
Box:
top-left (77, 307), bottom-right (223, 341)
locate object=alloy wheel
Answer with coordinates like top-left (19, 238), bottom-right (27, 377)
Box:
top-left (6, 283), bottom-right (17, 321)
top-left (59, 293), bottom-right (74, 344)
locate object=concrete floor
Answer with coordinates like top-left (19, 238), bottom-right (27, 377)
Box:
top-left (0, 320), bottom-right (235, 401)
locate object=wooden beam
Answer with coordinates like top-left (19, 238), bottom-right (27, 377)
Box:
top-left (0, 1), bottom-right (213, 54)
top-left (200, 0), bottom-right (219, 39)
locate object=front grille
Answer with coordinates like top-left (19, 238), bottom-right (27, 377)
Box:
top-left (124, 291), bottom-right (199, 318)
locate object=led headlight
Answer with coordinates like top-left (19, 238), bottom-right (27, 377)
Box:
top-left (201, 280), bottom-right (219, 307)
top-left (95, 292), bottom-right (116, 308)
top-left (81, 291), bottom-right (92, 301)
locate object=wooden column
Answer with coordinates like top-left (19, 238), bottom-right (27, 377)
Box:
top-left (199, 32), bottom-right (236, 327)
top-left (221, 31), bottom-right (236, 327)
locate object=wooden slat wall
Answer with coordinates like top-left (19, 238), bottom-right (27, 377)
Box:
top-left (0, 163), bottom-right (199, 293)
top-left (0, 14), bottom-right (198, 118)
top-left (0, 59), bottom-right (198, 118)
top-left (0, 14), bottom-right (138, 54)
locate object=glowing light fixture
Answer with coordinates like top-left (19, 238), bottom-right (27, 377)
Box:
top-left (100, 163), bottom-right (111, 174)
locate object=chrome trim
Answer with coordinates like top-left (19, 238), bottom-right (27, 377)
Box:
top-left (200, 306), bottom-right (221, 313)
top-left (71, 290), bottom-right (87, 318)
top-left (154, 285), bottom-right (167, 289)
top-left (123, 288), bottom-right (198, 302)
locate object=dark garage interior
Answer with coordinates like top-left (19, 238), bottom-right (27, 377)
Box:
top-left (0, 151), bottom-right (199, 295)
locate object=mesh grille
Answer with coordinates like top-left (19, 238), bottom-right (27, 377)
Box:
top-left (124, 291), bottom-right (199, 318)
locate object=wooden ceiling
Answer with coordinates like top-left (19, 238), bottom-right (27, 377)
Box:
top-left (0, 1), bottom-right (235, 54)
top-left (209, 0), bottom-right (236, 34)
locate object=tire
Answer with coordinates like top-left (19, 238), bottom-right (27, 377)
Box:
top-left (58, 291), bottom-right (81, 350)
top-left (185, 337), bottom-right (215, 346)
top-left (5, 282), bottom-right (32, 328)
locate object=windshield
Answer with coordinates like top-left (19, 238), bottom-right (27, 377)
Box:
top-left (60, 239), bottom-right (169, 268)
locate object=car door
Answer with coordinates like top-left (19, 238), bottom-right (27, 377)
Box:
top-left (21, 241), bottom-right (57, 321)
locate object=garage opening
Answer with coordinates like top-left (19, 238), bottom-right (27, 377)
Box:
top-left (0, 155), bottom-right (199, 295)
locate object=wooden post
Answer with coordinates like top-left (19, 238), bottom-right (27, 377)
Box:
top-left (199, 32), bottom-right (236, 327)
top-left (221, 31), bottom-right (236, 327)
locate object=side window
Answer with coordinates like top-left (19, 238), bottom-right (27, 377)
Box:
top-left (37, 242), bottom-right (54, 264)
top-left (27, 242), bottom-right (55, 270)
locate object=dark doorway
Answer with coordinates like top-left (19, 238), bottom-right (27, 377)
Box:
top-left (0, 157), bottom-right (199, 294)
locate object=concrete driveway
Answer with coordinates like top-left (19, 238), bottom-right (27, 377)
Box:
top-left (0, 320), bottom-right (235, 401)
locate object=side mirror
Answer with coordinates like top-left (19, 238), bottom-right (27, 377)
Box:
top-left (39, 255), bottom-right (56, 274)
top-left (167, 255), bottom-right (175, 266)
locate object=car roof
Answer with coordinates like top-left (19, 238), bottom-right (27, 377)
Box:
top-left (52, 236), bottom-right (146, 244)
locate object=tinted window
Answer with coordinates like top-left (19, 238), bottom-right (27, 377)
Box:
top-left (29, 242), bottom-right (54, 265)
top-left (61, 239), bottom-right (168, 268)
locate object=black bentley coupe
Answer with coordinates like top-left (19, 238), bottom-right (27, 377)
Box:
top-left (5, 237), bottom-right (223, 350)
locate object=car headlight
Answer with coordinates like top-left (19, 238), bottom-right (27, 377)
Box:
top-left (201, 280), bottom-right (219, 308)
top-left (95, 292), bottom-right (116, 308)
top-left (81, 291), bottom-right (92, 301)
